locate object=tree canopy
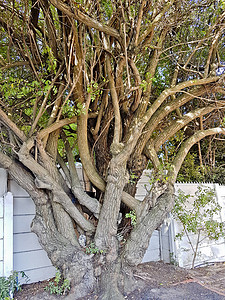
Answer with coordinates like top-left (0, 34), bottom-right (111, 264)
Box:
top-left (0, 0), bottom-right (225, 299)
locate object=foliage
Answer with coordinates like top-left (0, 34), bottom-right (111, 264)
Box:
top-left (169, 252), bottom-right (178, 267)
top-left (0, 271), bottom-right (28, 300)
top-left (178, 138), bottom-right (225, 184)
top-left (44, 270), bottom-right (70, 296)
top-left (129, 173), bottom-right (138, 184)
top-left (177, 153), bottom-right (205, 182)
top-left (125, 210), bottom-right (137, 226)
top-left (85, 243), bottom-right (105, 255)
top-left (148, 162), bottom-right (172, 186)
top-left (173, 186), bottom-right (225, 268)
top-left (0, 1), bottom-right (225, 295)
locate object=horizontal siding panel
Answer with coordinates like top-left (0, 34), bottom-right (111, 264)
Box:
top-left (135, 195), bottom-right (145, 201)
top-left (136, 186), bottom-right (148, 197)
top-left (19, 266), bottom-right (56, 284)
top-left (13, 197), bottom-right (35, 215)
top-left (175, 183), bottom-right (213, 195)
top-left (203, 243), bottom-right (225, 259)
top-left (9, 180), bottom-right (29, 197)
top-left (13, 215), bottom-right (34, 234)
top-left (14, 250), bottom-right (52, 271)
top-left (14, 233), bottom-right (42, 253)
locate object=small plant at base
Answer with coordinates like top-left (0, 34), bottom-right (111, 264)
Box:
top-left (0, 271), bottom-right (28, 300)
top-left (45, 270), bottom-right (70, 296)
top-left (85, 242), bottom-right (105, 255)
top-left (125, 210), bottom-right (137, 226)
top-left (169, 252), bottom-right (178, 266)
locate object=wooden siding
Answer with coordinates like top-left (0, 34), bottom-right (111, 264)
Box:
top-left (8, 179), bottom-right (56, 283)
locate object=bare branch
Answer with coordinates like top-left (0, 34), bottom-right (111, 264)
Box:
top-left (65, 140), bottom-right (101, 218)
top-left (170, 128), bottom-right (225, 183)
top-left (0, 108), bottom-right (26, 142)
top-left (153, 106), bottom-right (218, 150)
top-left (49, 0), bottom-right (121, 40)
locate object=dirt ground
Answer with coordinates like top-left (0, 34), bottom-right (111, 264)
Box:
top-left (13, 261), bottom-right (225, 299)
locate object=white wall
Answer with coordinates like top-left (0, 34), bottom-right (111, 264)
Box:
top-left (8, 179), bottom-right (56, 283)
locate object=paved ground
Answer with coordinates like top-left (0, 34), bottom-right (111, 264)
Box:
top-left (128, 281), bottom-right (225, 299)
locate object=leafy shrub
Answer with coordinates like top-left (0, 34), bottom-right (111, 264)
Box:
top-left (45, 270), bottom-right (70, 296)
top-left (0, 271), bottom-right (28, 300)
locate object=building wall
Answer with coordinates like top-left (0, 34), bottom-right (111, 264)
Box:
top-left (9, 178), bottom-right (56, 283)
top-left (0, 195), bottom-right (3, 276)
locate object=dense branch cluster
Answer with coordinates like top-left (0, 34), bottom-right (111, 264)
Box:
top-left (0, 2), bottom-right (225, 292)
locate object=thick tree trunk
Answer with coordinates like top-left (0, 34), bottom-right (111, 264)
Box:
top-left (98, 261), bottom-right (125, 300)
top-left (94, 159), bottom-right (129, 260)
top-left (123, 185), bottom-right (175, 266)
top-left (31, 211), bottom-right (96, 299)
top-left (23, 177), bottom-right (175, 299)
top-left (2, 153), bottom-right (176, 299)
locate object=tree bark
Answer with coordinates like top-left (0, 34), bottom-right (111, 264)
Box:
top-left (95, 159), bottom-right (129, 261)
top-left (123, 184), bottom-right (175, 266)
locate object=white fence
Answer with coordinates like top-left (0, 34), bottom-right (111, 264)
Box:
top-left (1, 168), bottom-right (225, 283)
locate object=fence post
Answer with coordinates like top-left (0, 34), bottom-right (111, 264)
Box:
top-left (214, 183), bottom-right (225, 222)
top-left (0, 168), bottom-right (13, 277)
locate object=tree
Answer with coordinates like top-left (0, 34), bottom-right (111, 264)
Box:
top-left (177, 137), bottom-right (225, 184)
top-left (0, 1), bottom-right (225, 299)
